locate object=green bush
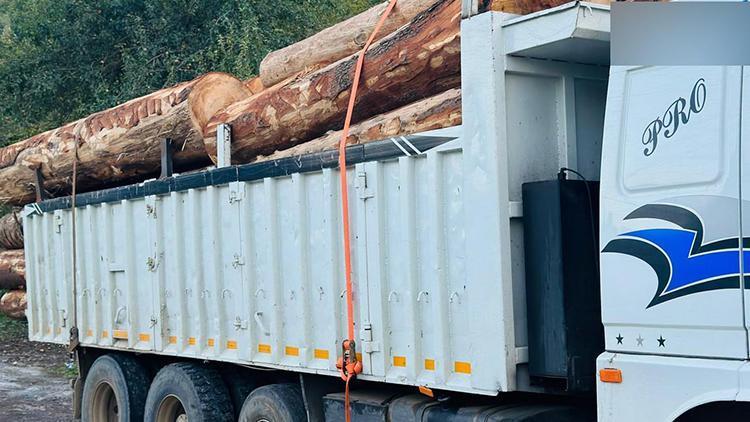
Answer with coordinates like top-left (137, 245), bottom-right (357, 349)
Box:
top-left (0, 0), bottom-right (379, 146)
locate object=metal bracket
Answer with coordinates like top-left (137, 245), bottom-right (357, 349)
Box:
top-left (228, 182), bottom-right (244, 203)
top-left (231, 254), bottom-right (245, 269)
top-left (461, 0), bottom-right (480, 18)
top-left (357, 171), bottom-right (373, 200)
top-left (216, 123), bottom-right (232, 168)
top-left (359, 323), bottom-right (380, 353)
top-left (67, 326), bottom-right (79, 353)
top-left (159, 138), bottom-right (174, 179)
top-left (233, 316), bottom-right (248, 330)
top-left (33, 166), bottom-right (49, 202)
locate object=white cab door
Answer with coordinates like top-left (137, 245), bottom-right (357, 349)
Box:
top-left (600, 66), bottom-right (746, 359)
top-left (740, 66), bottom-right (750, 356)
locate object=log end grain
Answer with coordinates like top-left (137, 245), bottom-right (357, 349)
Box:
top-left (188, 72), bottom-right (253, 131)
top-left (0, 290), bottom-right (26, 320)
top-left (0, 211), bottom-right (24, 250)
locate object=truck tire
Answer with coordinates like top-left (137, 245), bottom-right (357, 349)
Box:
top-left (144, 362), bottom-right (233, 422)
top-left (81, 353), bottom-right (149, 422)
top-left (239, 383), bottom-right (306, 422)
top-left (219, 368), bottom-right (261, 420)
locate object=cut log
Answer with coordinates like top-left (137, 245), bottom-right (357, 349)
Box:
top-left (487, 0), bottom-right (610, 14)
top-left (0, 211), bottom-right (23, 250)
top-left (0, 72), bottom-right (251, 206)
top-left (262, 88), bottom-right (461, 160)
top-left (0, 250), bottom-right (25, 290)
top-left (258, 0), bottom-right (439, 87)
top-left (0, 290), bottom-right (26, 320)
top-left (205, 0), bottom-right (461, 164)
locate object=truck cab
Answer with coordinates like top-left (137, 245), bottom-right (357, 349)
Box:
top-left (598, 66), bottom-right (750, 420)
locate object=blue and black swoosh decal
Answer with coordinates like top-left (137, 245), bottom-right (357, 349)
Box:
top-left (603, 204), bottom-right (747, 308)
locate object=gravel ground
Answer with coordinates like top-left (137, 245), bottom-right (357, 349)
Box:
top-left (0, 316), bottom-right (74, 422)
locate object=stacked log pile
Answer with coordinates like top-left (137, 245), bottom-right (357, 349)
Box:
top-left (0, 212), bottom-right (25, 320)
top-left (204, 0), bottom-right (461, 163)
top-left (0, 0), bottom-right (595, 320)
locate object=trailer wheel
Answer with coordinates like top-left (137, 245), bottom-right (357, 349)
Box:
top-left (239, 383), bottom-right (306, 422)
top-left (144, 362), bottom-right (233, 422)
top-left (81, 353), bottom-right (149, 422)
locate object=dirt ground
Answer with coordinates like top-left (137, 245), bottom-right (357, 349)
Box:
top-left (0, 316), bottom-right (74, 422)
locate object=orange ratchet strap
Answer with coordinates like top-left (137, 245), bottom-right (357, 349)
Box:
top-left (335, 0), bottom-right (398, 421)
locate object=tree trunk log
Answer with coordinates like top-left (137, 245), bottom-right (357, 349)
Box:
top-left (0, 72), bottom-right (251, 206)
top-left (0, 290), bottom-right (26, 320)
top-left (205, 0), bottom-right (461, 165)
top-left (262, 88), bottom-right (461, 161)
top-left (487, 0), bottom-right (610, 14)
top-left (244, 77), bottom-right (265, 95)
top-left (0, 211), bottom-right (23, 250)
top-left (258, 0), bottom-right (440, 87)
top-left (0, 250), bottom-right (25, 290)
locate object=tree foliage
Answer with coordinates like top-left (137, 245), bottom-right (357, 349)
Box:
top-left (0, 0), bottom-right (379, 145)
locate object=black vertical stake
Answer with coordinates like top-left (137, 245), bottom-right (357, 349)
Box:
top-left (34, 166), bottom-right (48, 202)
top-left (160, 138), bottom-right (174, 179)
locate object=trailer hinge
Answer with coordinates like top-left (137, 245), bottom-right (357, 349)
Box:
top-left (146, 256), bottom-right (159, 272)
top-left (360, 323), bottom-right (380, 353)
top-left (228, 182), bottom-right (244, 204)
top-left (357, 171), bottom-right (374, 200)
top-left (54, 213), bottom-right (63, 233)
top-left (233, 316), bottom-right (248, 330)
top-left (231, 254), bottom-right (245, 269)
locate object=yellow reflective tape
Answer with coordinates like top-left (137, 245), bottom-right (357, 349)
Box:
top-left (454, 361), bottom-right (472, 374)
top-left (101, 330), bottom-right (109, 338)
top-left (138, 333), bottom-right (150, 342)
top-left (113, 330), bottom-right (128, 340)
top-left (207, 338), bottom-right (215, 347)
top-left (356, 352), bottom-right (362, 362)
top-left (314, 349), bottom-right (330, 360)
top-left (424, 359), bottom-right (436, 371)
top-left (285, 346), bottom-right (300, 356)
top-left (56, 327), bottom-right (61, 335)
top-left (86, 329), bottom-right (93, 337)
top-left (393, 356), bottom-right (407, 367)
top-left (258, 344), bottom-right (272, 354)
top-left (227, 340), bottom-right (238, 350)
top-left (188, 337), bottom-right (197, 346)
top-left (169, 336), bottom-right (177, 344)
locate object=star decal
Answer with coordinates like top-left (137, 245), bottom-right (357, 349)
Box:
top-left (616, 334), bottom-right (623, 345)
top-left (657, 336), bottom-right (666, 347)
top-left (636, 335), bottom-right (644, 346)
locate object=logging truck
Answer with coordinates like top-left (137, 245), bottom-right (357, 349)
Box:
top-left (22, 2), bottom-right (750, 421)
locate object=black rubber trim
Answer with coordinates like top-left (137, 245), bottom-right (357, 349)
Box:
top-left (35, 135), bottom-right (455, 213)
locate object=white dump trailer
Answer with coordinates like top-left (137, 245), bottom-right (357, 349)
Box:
top-left (24, 2), bottom-right (614, 421)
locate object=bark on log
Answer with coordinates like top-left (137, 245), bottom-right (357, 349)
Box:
top-left (0, 250), bottom-right (25, 290)
top-left (0, 211), bottom-right (23, 250)
top-left (0, 290), bottom-right (26, 320)
top-left (258, 0), bottom-right (439, 87)
top-left (0, 72), bottom-right (251, 206)
top-left (487, 0), bottom-right (610, 14)
top-left (262, 88), bottom-right (461, 160)
top-left (205, 0), bottom-right (461, 164)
